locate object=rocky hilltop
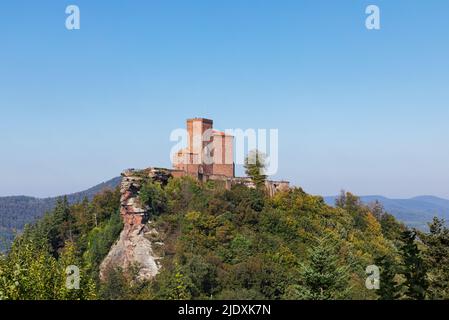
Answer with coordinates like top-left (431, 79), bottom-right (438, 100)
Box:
top-left (99, 169), bottom-right (171, 281)
top-left (99, 166), bottom-right (291, 281)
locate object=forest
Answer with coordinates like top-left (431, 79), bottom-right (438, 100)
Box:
top-left (0, 177), bottom-right (121, 252)
top-left (0, 173), bottom-right (448, 300)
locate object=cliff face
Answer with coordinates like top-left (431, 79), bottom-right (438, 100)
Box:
top-left (99, 169), bottom-right (171, 281)
top-left (99, 223), bottom-right (161, 281)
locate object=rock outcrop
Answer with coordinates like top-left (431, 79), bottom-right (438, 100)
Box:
top-left (99, 223), bottom-right (162, 281)
top-left (99, 168), bottom-right (172, 281)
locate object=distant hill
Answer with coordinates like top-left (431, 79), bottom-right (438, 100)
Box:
top-left (0, 177), bottom-right (121, 250)
top-left (3, 177), bottom-right (448, 250)
top-left (323, 195), bottom-right (449, 230)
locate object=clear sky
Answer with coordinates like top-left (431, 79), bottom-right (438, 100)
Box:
top-left (1, 0), bottom-right (448, 198)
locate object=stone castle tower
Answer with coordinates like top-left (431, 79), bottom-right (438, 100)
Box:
top-left (172, 118), bottom-right (235, 180)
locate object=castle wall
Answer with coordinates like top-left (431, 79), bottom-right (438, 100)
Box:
top-left (187, 118), bottom-right (213, 165)
top-left (175, 118), bottom-right (235, 179)
top-left (212, 164), bottom-right (235, 177)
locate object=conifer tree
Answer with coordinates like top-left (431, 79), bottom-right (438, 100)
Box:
top-left (400, 229), bottom-right (428, 300)
top-left (420, 218), bottom-right (449, 299)
top-left (297, 236), bottom-right (350, 300)
top-left (48, 196), bottom-right (72, 254)
top-left (374, 255), bottom-right (401, 300)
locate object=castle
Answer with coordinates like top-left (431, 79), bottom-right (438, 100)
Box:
top-left (170, 118), bottom-right (290, 195)
top-left (170, 118), bottom-right (288, 194)
top-left (101, 118), bottom-right (290, 280)
top-left (120, 117), bottom-right (290, 226)
top-left (172, 118), bottom-right (235, 180)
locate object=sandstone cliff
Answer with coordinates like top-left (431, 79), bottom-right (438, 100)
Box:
top-left (99, 223), bottom-right (162, 281)
top-left (99, 169), bottom-right (171, 281)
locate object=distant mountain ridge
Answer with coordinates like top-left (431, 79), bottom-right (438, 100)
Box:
top-left (2, 177), bottom-right (448, 250)
top-left (0, 177), bottom-right (121, 250)
top-left (323, 195), bottom-right (449, 230)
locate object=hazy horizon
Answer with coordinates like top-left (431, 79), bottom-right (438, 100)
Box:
top-left (2, 174), bottom-right (449, 202)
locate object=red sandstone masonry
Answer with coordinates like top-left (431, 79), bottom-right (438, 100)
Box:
top-left (173, 118), bottom-right (235, 179)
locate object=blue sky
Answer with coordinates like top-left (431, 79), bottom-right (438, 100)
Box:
top-left (1, 0), bottom-right (448, 198)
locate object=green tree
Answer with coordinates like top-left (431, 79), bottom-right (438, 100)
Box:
top-left (379, 213), bottom-right (406, 242)
top-left (139, 180), bottom-right (167, 217)
top-left (296, 236), bottom-right (350, 300)
top-left (420, 218), bottom-right (449, 299)
top-left (400, 229), bottom-right (428, 300)
top-left (0, 240), bottom-right (58, 300)
top-left (244, 150), bottom-right (267, 189)
top-left (48, 196), bottom-right (72, 254)
top-left (156, 263), bottom-right (192, 300)
top-left (56, 241), bottom-right (96, 300)
top-left (335, 191), bottom-right (369, 229)
top-left (83, 209), bottom-right (123, 274)
top-left (374, 255), bottom-right (401, 300)
top-left (99, 267), bottom-right (131, 300)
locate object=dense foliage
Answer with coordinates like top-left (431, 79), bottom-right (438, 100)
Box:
top-left (0, 177), bottom-right (121, 251)
top-left (101, 178), bottom-right (449, 300)
top-left (0, 188), bottom-right (121, 300)
top-left (1, 176), bottom-right (449, 300)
